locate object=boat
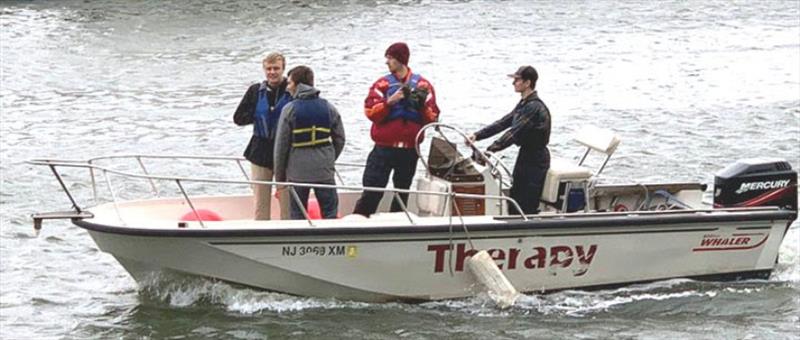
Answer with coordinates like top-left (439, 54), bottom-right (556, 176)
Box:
top-left (28, 123), bottom-right (798, 302)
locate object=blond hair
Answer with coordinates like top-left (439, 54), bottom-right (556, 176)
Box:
top-left (262, 52), bottom-right (286, 68)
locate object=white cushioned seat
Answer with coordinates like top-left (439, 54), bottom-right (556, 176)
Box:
top-left (541, 158), bottom-right (593, 203)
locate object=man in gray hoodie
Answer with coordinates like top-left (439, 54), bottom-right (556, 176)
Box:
top-left (274, 66), bottom-right (346, 219)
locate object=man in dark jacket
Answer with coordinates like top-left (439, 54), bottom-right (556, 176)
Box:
top-left (468, 65), bottom-right (551, 215)
top-left (274, 66), bottom-right (345, 219)
top-left (233, 52), bottom-right (293, 220)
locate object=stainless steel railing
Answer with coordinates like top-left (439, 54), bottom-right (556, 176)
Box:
top-left (27, 154), bottom-right (529, 228)
top-left (74, 154), bottom-right (367, 202)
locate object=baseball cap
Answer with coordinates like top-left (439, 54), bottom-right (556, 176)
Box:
top-left (507, 65), bottom-right (538, 83)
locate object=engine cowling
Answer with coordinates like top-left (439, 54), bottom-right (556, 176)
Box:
top-left (714, 158), bottom-right (797, 211)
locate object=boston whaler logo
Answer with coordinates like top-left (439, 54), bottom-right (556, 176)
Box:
top-left (735, 180), bottom-right (790, 194)
top-left (427, 243), bottom-right (598, 276)
top-left (692, 233), bottom-right (769, 252)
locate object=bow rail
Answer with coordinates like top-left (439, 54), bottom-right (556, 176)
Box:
top-left (27, 154), bottom-right (529, 229)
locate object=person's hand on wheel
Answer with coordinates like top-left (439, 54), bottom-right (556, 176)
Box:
top-left (465, 133), bottom-right (476, 145)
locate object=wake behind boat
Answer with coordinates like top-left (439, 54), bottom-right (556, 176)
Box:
top-left (29, 124), bottom-right (798, 302)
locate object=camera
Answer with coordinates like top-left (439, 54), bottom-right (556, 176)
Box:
top-left (402, 85), bottom-right (428, 111)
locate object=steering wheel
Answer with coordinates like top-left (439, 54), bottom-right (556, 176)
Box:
top-left (415, 122), bottom-right (508, 181)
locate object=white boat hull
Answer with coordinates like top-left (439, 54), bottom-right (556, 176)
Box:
top-left (80, 209), bottom-right (793, 302)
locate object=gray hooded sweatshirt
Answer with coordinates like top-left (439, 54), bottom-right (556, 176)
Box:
top-left (273, 83), bottom-right (345, 184)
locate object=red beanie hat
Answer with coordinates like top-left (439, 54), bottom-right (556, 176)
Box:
top-left (385, 42), bottom-right (410, 65)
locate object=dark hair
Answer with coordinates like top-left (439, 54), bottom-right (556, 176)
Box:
top-left (287, 65), bottom-right (314, 87)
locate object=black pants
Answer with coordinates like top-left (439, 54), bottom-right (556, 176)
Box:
top-left (509, 147), bottom-right (550, 215)
top-left (353, 146), bottom-right (419, 217)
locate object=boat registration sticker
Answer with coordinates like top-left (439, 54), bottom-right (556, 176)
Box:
top-left (346, 245), bottom-right (358, 258)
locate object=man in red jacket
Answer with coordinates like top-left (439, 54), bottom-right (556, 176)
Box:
top-left (353, 42), bottom-right (440, 217)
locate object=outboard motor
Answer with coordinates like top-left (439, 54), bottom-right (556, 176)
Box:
top-left (714, 158), bottom-right (797, 211)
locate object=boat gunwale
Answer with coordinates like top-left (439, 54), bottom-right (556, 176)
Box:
top-left (73, 208), bottom-right (797, 238)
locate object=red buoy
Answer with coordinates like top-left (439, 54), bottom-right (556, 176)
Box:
top-left (307, 198), bottom-right (322, 220)
top-left (306, 198), bottom-right (341, 219)
top-left (180, 209), bottom-right (223, 221)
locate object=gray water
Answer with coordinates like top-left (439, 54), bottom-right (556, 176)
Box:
top-left (2, 0), bottom-right (799, 339)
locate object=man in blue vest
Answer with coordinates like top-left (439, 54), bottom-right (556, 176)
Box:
top-left (468, 65), bottom-right (551, 215)
top-left (234, 52), bottom-right (293, 220)
top-left (274, 66), bottom-right (346, 219)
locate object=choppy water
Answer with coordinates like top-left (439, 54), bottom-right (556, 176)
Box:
top-left (2, 0), bottom-right (799, 339)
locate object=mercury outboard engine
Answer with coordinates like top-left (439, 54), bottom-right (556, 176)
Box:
top-left (714, 158), bottom-right (797, 211)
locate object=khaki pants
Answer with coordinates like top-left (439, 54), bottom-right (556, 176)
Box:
top-left (251, 164), bottom-right (290, 220)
